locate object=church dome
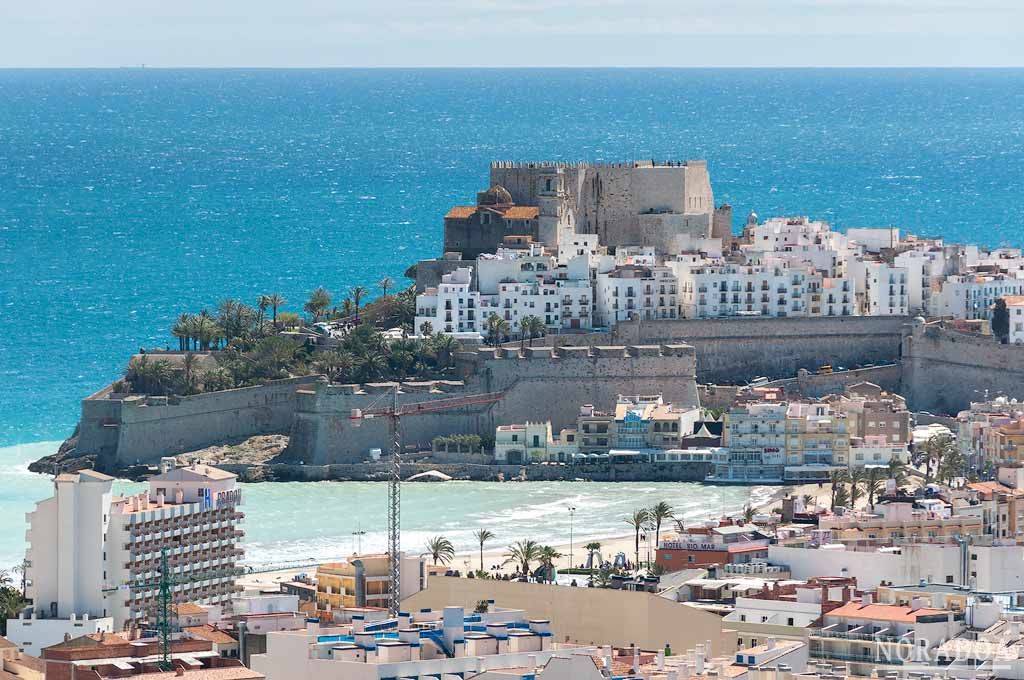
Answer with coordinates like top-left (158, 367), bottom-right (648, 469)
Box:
top-left (478, 184), bottom-right (514, 206)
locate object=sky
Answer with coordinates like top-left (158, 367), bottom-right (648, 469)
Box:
top-left (1, 0), bottom-right (1023, 68)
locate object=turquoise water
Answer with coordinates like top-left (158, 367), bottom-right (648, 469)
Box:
top-left (0, 441), bottom-right (770, 571)
top-left (3, 68), bottom-right (1024, 569)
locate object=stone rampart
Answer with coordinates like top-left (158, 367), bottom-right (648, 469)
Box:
top-left (546, 316), bottom-right (907, 384)
top-left (78, 376), bottom-right (321, 471)
top-left (901, 323), bottom-right (1024, 414)
top-left (286, 344), bottom-right (699, 465)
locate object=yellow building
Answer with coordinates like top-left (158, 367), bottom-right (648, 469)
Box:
top-left (819, 500), bottom-right (983, 544)
top-left (987, 419), bottom-right (1024, 466)
top-left (316, 555), bottom-right (391, 610)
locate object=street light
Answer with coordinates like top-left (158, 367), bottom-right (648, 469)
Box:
top-left (568, 506), bottom-right (577, 571)
top-left (352, 521), bottom-right (366, 555)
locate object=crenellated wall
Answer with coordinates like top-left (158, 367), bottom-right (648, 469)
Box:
top-left (285, 344), bottom-right (700, 465)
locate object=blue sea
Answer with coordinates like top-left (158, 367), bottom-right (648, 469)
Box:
top-left (1, 68), bottom-right (1023, 567)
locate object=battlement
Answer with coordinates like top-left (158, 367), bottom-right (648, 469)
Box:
top-left (464, 343), bottom-right (694, 362)
top-left (490, 160), bottom-right (704, 170)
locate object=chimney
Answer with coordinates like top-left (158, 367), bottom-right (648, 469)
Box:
top-left (861, 592), bottom-right (873, 606)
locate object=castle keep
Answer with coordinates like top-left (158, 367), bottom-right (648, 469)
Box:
top-left (443, 160), bottom-right (730, 258)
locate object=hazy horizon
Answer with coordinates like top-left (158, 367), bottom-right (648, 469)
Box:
top-left (2, 1), bottom-right (1023, 68)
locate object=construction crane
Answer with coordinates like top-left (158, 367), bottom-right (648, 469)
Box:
top-left (104, 548), bottom-right (243, 671)
top-left (349, 386), bottom-right (503, 616)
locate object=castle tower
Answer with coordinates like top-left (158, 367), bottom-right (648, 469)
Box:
top-left (536, 167), bottom-right (574, 249)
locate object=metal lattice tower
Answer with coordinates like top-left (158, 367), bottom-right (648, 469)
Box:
top-left (156, 549), bottom-right (173, 670)
top-left (387, 385), bottom-right (401, 617)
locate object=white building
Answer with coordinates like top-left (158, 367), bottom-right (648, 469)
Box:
top-left (1006, 296), bottom-right (1024, 344)
top-left (846, 227), bottom-right (900, 254)
top-left (849, 259), bottom-right (908, 316)
top-left (494, 421), bottom-right (579, 464)
top-left (743, 216), bottom-right (854, 277)
top-left (595, 265), bottom-right (678, 325)
top-left (933, 274), bottom-right (1024, 320)
top-left (6, 461), bottom-right (244, 653)
top-left (894, 247), bottom-right (948, 315)
top-left (250, 605), bottom-right (601, 680)
top-left (414, 266), bottom-right (482, 338)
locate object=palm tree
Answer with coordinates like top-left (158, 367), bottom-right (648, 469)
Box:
top-left (351, 285), bottom-right (368, 321)
top-left (419, 321), bottom-right (434, 337)
top-left (181, 352), bottom-right (200, 395)
top-left (624, 508), bottom-right (650, 571)
top-left (866, 467), bottom-right (883, 508)
top-left (526, 315), bottom-right (546, 347)
top-left (256, 295), bottom-right (271, 329)
top-left (849, 468), bottom-right (867, 508)
top-left (584, 541), bottom-right (602, 569)
top-left (829, 469), bottom-right (849, 510)
top-left (429, 333), bottom-right (459, 370)
top-left (268, 293), bottom-right (286, 327)
top-left (802, 493), bottom-right (816, 509)
top-left (312, 350), bottom-right (354, 383)
top-left (485, 314), bottom-right (510, 347)
top-left (742, 505), bottom-right (755, 522)
top-left (504, 539), bottom-right (542, 577)
top-left (473, 529), bottom-right (495, 573)
top-left (425, 535), bottom-right (455, 565)
top-left (0, 570), bottom-right (11, 588)
top-left (538, 545), bottom-right (563, 582)
top-left (924, 433), bottom-right (956, 485)
top-left (378, 277), bottom-right (394, 297)
top-left (518, 316), bottom-right (532, 351)
top-left (649, 501), bottom-right (674, 547)
top-left (305, 287), bottom-right (332, 323)
top-left (172, 313), bottom-right (192, 351)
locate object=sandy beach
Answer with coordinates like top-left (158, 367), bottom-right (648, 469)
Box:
top-left (235, 480), bottom-right (827, 591)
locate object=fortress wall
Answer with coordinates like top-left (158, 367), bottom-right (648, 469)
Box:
top-left (286, 345), bottom-right (699, 465)
top-left (604, 316), bottom-right (908, 384)
top-left (103, 376), bottom-right (320, 469)
top-left (901, 325), bottom-right (1024, 414)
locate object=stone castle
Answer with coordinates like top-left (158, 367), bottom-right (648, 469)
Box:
top-left (442, 160), bottom-right (732, 258)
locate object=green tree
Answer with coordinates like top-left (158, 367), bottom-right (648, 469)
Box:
top-left (428, 333), bottom-right (459, 370)
top-left (312, 350), bottom-right (354, 383)
top-left (351, 285), bottom-right (368, 320)
top-left (866, 467), bottom-right (883, 508)
top-left (419, 321), bottom-right (434, 337)
top-left (251, 335), bottom-right (301, 379)
top-left (125, 355), bottom-right (176, 396)
top-left (0, 585), bottom-right (25, 636)
top-left (485, 314), bottom-right (510, 347)
top-left (304, 287), bottom-right (333, 322)
top-left (504, 539), bottom-right (542, 577)
top-left (585, 542), bottom-right (602, 568)
top-left (924, 433), bottom-right (956, 485)
top-left (993, 297), bottom-right (1010, 343)
top-left (268, 293), bottom-right (286, 326)
top-left (829, 469), bottom-right (850, 510)
top-left (473, 529), bottom-right (495, 573)
top-left (538, 545), bottom-right (562, 582)
top-left (649, 501), bottom-right (674, 547)
top-left (378, 277), bottom-right (394, 298)
top-left (742, 504), bottom-right (755, 522)
top-left (624, 508), bottom-right (651, 570)
top-left (526, 315), bottom-right (546, 347)
top-left (425, 535), bottom-right (456, 565)
top-left (181, 352), bottom-right (200, 395)
top-left (172, 313), bottom-right (192, 351)
top-left (849, 468), bottom-right (867, 508)
top-left (833, 481), bottom-right (850, 509)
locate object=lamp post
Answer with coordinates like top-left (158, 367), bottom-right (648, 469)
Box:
top-left (568, 506), bottom-right (577, 571)
top-left (352, 521), bottom-right (366, 555)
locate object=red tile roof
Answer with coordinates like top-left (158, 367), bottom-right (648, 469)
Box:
top-left (827, 602), bottom-right (950, 623)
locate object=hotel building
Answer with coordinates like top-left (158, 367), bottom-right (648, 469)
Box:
top-left (6, 460), bottom-right (244, 653)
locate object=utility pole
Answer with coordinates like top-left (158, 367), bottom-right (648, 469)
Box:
top-left (352, 522), bottom-right (366, 555)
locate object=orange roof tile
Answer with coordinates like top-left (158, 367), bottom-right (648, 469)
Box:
top-left (184, 625), bottom-right (237, 646)
top-left (172, 603), bottom-right (207, 616)
top-left (827, 602), bottom-right (950, 623)
top-left (444, 206), bottom-right (539, 220)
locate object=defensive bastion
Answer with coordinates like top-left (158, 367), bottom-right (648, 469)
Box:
top-left (286, 343), bottom-right (699, 465)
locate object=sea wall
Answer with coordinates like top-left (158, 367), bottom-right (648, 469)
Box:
top-left (901, 323), bottom-right (1024, 414)
top-left (77, 376), bottom-right (321, 471)
top-left (286, 344), bottom-right (700, 465)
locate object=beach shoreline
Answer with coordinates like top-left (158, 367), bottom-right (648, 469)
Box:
top-left (234, 479), bottom-right (820, 591)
